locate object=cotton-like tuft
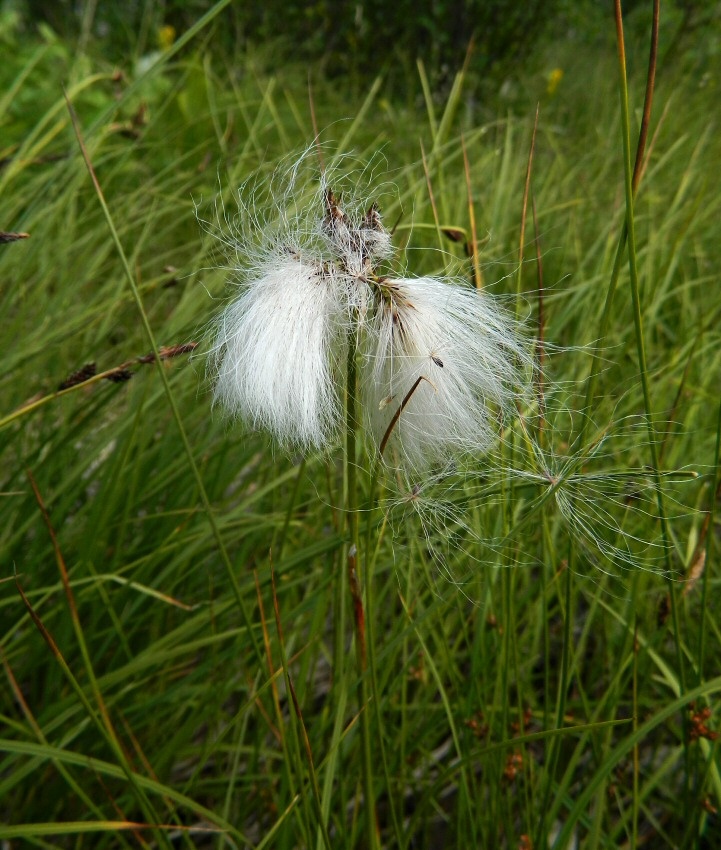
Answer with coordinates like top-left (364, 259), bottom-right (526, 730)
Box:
top-left (364, 276), bottom-right (532, 470)
top-left (211, 254), bottom-right (345, 451)
top-left (208, 157), bottom-right (532, 468)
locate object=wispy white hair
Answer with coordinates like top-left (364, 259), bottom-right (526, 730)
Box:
top-left (207, 153), bottom-right (532, 467)
top-left (211, 253), bottom-right (346, 451)
top-left (364, 276), bottom-right (532, 470)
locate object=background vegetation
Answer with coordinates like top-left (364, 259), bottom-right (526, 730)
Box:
top-left (8, 0), bottom-right (721, 88)
top-left (1, 1), bottom-right (721, 847)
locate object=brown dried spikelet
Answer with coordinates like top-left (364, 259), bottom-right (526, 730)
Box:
top-left (0, 231), bottom-right (30, 244)
top-left (58, 363), bottom-right (97, 390)
top-left (137, 342), bottom-right (198, 364)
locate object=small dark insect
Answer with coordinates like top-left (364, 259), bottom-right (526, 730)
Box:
top-left (58, 363), bottom-right (97, 390)
top-left (431, 355), bottom-right (444, 368)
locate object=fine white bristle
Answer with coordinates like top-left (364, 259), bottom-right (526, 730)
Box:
top-left (363, 276), bottom-right (532, 470)
top-left (211, 254), bottom-right (346, 451)
top-left (207, 156), bottom-right (532, 467)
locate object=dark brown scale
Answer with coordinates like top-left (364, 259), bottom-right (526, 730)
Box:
top-left (362, 203), bottom-right (383, 231)
top-left (390, 306), bottom-right (407, 343)
top-left (324, 188), bottom-right (346, 226)
top-left (324, 190), bottom-right (388, 265)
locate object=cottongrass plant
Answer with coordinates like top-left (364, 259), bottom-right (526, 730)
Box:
top-left (212, 252), bottom-right (345, 451)
top-left (207, 153), bottom-right (699, 588)
top-left (363, 274), bottom-right (531, 470)
top-left (207, 154), bottom-right (536, 848)
top-left (207, 153), bottom-right (701, 850)
top-left (209, 154), bottom-right (533, 472)
top-left (208, 157), bottom-right (688, 575)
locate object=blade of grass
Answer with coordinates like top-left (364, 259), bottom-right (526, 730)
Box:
top-left (0, 821), bottom-right (223, 841)
top-left (64, 89), bottom-right (265, 670)
top-left (552, 675), bottom-right (721, 849)
top-left (330, 76), bottom-right (383, 166)
top-left (515, 105), bottom-right (539, 310)
top-left (462, 134), bottom-right (482, 289)
top-left (613, 0), bottom-right (684, 693)
top-left (269, 560), bottom-right (332, 850)
top-left (1, 649), bottom-right (133, 846)
top-left (13, 575), bottom-right (169, 847)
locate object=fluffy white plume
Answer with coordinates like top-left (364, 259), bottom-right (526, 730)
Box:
top-left (208, 154), bottom-right (531, 466)
top-left (211, 253), bottom-right (346, 451)
top-left (364, 276), bottom-right (532, 470)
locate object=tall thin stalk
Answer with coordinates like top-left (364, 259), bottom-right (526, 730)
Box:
top-left (613, 0), bottom-right (684, 680)
top-left (614, 0), bottom-right (689, 811)
top-left (540, 4), bottom-right (668, 842)
top-left (345, 322), bottom-right (378, 850)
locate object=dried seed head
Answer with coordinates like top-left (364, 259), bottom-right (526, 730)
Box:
top-left (58, 363), bottom-right (97, 390)
top-left (105, 368), bottom-right (133, 384)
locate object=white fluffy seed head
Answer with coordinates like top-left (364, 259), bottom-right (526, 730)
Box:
top-left (206, 152), bottom-right (532, 467)
top-left (205, 151), bottom-right (398, 454)
top-left (210, 253), bottom-right (346, 451)
top-left (363, 276), bottom-right (533, 470)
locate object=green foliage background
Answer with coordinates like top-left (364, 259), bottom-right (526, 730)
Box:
top-left (10, 0), bottom-right (721, 86)
top-left (1, 1), bottom-right (721, 848)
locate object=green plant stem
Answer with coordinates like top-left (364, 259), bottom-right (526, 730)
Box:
top-left (614, 0), bottom-right (682, 671)
top-left (535, 555), bottom-right (573, 848)
top-left (269, 565), bottom-right (329, 850)
top-left (345, 325), bottom-right (377, 850)
top-left (582, 0), bottom-right (658, 437)
top-left (699, 393), bottom-right (721, 681)
top-left (346, 333), bottom-right (360, 560)
top-left (554, 7), bottom-right (660, 841)
top-left (614, 0), bottom-right (689, 803)
top-left (364, 463), bottom-right (404, 848)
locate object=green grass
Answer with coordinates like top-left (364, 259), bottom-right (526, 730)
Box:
top-left (2, 6), bottom-right (721, 848)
